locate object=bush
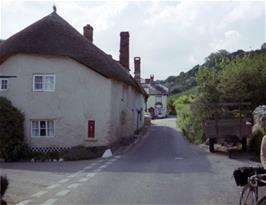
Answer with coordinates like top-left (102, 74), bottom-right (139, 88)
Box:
top-left (0, 176), bottom-right (8, 205)
top-left (61, 146), bottom-right (101, 161)
top-left (0, 97), bottom-right (30, 161)
top-left (250, 127), bottom-right (265, 155)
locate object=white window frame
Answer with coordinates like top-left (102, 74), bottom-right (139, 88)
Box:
top-left (31, 120), bottom-right (55, 137)
top-left (33, 74), bottom-right (56, 92)
top-left (155, 95), bottom-right (162, 103)
top-left (0, 79), bottom-right (8, 91)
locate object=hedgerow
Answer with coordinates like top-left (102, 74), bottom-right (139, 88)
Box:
top-left (0, 97), bottom-right (30, 161)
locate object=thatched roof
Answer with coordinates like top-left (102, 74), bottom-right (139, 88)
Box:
top-left (0, 12), bottom-right (147, 97)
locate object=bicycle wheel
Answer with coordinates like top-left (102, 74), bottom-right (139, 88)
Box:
top-left (240, 185), bottom-right (257, 205)
top-left (257, 196), bottom-right (266, 205)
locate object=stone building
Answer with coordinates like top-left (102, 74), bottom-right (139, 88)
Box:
top-left (0, 11), bottom-right (147, 152)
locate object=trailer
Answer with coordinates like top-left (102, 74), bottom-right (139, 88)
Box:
top-left (204, 103), bottom-right (252, 154)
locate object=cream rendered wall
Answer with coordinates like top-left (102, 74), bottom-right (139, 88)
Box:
top-left (147, 94), bottom-right (168, 117)
top-left (0, 54), bottom-right (112, 148)
top-left (109, 80), bottom-right (145, 144)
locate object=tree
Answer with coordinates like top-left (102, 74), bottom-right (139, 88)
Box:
top-left (196, 68), bottom-right (221, 103)
top-left (219, 53), bottom-right (266, 108)
top-left (0, 97), bottom-right (29, 161)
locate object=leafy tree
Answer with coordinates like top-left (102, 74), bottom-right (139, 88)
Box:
top-left (219, 53), bottom-right (266, 108)
top-left (0, 97), bottom-right (29, 161)
top-left (167, 96), bottom-right (177, 115)
top-left (196, 68), bottom-right (221, 103)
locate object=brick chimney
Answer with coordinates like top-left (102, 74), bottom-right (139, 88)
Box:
top-left (150, 74), bottom-right (154, 83)
top-left (83, 24), bottom-right (93, 43)
top-left (119, 32), bottom-right (130, 72)
top-left (134, 57), bottom-right (141, 83)
top-left (145, 79), bottom-right (150, 84)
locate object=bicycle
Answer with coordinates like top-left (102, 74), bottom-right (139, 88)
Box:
top-left (236, 167), bottom-right (266, 205)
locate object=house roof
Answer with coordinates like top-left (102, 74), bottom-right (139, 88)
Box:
top-left (142, 83), bottom-right (168, 95)
top-left (0, 11), bottom-right (147, 97)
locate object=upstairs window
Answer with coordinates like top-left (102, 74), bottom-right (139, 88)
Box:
top-left (33, 74), bottom-right (55, 92)
top-left (155, 95), bottom-right (162, 103)
top-left (0, 79), bottom-right (8, 91)
top-left (31, 120), bottom-right (55, 137)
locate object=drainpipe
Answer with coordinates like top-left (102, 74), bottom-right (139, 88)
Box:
top-left (136, 109), bottom-right (141, 134)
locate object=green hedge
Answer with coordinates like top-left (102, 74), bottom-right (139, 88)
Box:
top-left (0, 97), bottom-right (30, 161)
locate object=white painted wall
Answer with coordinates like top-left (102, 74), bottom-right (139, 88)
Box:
top-left (146, 95), bottom-right (168, 117)
top-left (0, 54), bottom-right (112, 148)
top-left (109, 80), bottom-right (145, 144)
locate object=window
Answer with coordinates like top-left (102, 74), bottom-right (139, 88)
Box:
top-left (31, 120), bottom-right (55, 137)
top-left (33, 74), bottom-right (55, 91)
top-left (0, 79), bottom-right (8, 91)
top-left (155, 95), bottom-right (162, 103)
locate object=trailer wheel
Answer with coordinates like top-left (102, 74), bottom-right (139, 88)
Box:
top-left (241, 138), bottom-right (247, 152)
top-left (209, 138), bottom-right (215, 152)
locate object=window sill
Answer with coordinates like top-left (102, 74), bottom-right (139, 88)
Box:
top-left (32, 90), bottom-right (55, 92)
top-left (31, 136), bottom-right (55, 138)
top-left (86, 138), bottom-right (97, 142)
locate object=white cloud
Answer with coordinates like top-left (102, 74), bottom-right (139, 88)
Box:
top-left (210, 30), bottom-right (241, 51)
top-left (1, 1), bottom-right (265, 80)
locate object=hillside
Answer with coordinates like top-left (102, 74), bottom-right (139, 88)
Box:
top-left (158, 43), bottom-right (266, 95)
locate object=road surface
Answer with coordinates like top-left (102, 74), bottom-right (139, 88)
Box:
top-left (1, 117), bottom-right (259, 205)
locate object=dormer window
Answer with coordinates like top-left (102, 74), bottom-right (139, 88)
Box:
top-left (0, 79), bottom-right (8, 91)
top-left (33, 74), bottom-right (55, 92)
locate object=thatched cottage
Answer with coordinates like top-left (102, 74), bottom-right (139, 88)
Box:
top-left (0, 10), bottom-right (147, 152)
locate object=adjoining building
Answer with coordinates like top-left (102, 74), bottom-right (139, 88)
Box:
top-left (0, 10), bottom-right (147, 152)
top-left (133, 57), bottom-right (168, 119)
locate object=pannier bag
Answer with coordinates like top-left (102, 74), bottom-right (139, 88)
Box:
top-left (233, 167), bottom-right (266, 186)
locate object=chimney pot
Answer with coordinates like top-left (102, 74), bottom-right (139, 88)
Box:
top-left (150, 74), bottom-right (154, 83)
top-left (119, 31), bottom-right (130, 71)
top-left (134, 57), bottom-right (141, 83)
top-left (83, 24), bottom-right (93, 43)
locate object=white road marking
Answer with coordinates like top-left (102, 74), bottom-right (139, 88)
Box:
top-left (99, 164), bottom-right (108, 169)
top-left (46, 184), bottom-right (60, 189)
top-left (68, 174), bottom-right (77, 178)
top-left (67, 183), bottom-right (80, 189)
top-left (106, 161), bottom-right (113, 165)
top-left (78, 177), bottom-right (90, 182)
top-left (84, 165), bottom-right (93, 170)
top-left (68, 170), bottom-right (83, 178)
top-left (58, 178), bottom-right (69, 183)
top-left (32, 190), bottom-right (48, 197)
top-left (98, 160), bottom-right (104, 163)
top-left (56, 190), bottom-right (70, 196)
top-left (41, 198), bottom-right (58, 205)
top-left (109, 158), bottom-right (117, 162)
top-left (94, 168), bottom-right (102, 172)
top-left (114, 155), bottom-right (121, 159)
top-left (87, 173), bottom-right (96, 177)
top-left (91, 162), bottom-right (98, 166)
top-left (175, 157), bottom-right (184, 160)
top-left (16, 200), bottom-right (32, 205)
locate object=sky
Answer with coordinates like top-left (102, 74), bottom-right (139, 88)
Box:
top-left (0, 0), bottom-right (265, 80)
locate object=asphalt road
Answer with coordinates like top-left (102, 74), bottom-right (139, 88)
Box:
top-left (0, 117), bottom-right (260, 205)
